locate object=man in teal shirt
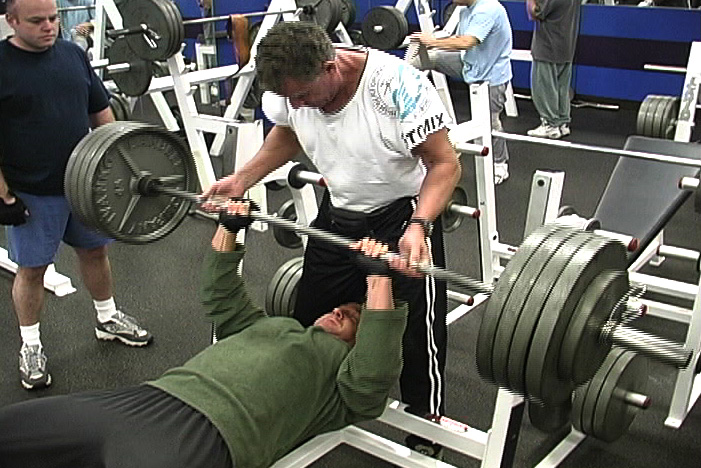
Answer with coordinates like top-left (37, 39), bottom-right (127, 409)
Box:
top-left (0, 201), bottom-right (409, 468)
top-left (410, 0), bottom-right (513, 185)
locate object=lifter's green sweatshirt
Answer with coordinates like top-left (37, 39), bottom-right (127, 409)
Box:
top-left (148, 247), bottom-right (408, 468)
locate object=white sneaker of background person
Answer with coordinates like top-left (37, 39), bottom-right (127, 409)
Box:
top-left (527, 121), bottom-right (562, 139)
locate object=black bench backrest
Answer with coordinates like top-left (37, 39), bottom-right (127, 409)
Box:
top-left (593, 136), bottom-right (700, 263)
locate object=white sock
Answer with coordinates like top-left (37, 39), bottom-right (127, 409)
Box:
top-left (20, 323), bottom-right (41, 347)
top-left (94, 297), bottom-right (118, 323)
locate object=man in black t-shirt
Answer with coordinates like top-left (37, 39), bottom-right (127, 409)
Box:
top-left (0, 0), bottom-right (152, 391)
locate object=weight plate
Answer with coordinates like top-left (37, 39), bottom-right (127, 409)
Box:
top-left (120, 0), bottom-right (182, 61)
top-left (266, 257), bottom-right (304, 316)
top-left (592, 351), bottom-right (648, 442)
top-left (297, 0), bottom-right (344, 35)
top-left (475, 224), bottom-right (562, 384)
top-left (651, 96), bottom-right (670, 138)
top-left (273, 200), bottom-right (303, 249)
top-left (273, 259), bottom-right (304, 317)
top-left (559, 270), bottom-right (628, 385)
top-left (162, 0), bottom-right (185, 58)
top-left (659, 96), bottom-right (680, 140)
top-left (525, 234), bottom-right (629, 404)
top-left (361, 6), bottom-right (408, 50)
top-left (501, 229), bottom-right (586, 395)
top-left (116, 93), bottom-right (133, 121)
top-left (636, 96), bottom-right (652, 136)
top-left (575, 347), bottom-right (627, 435)
top-left (528, 398), bottom-right (572, 434)
top-left (67, 122), bottom-right (197, 244)
top-left (644, 96), bottom-right (664, 138)
top-left (442, 186), bottom-right (468, 233)
top-left (108, 94), bottom-right (122, 121)
top-left (339, 0), bottom-right (356, 27)
top-left (105, 38), bottom-right (153, 96)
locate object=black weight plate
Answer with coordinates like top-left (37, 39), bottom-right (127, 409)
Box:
top-left (500, 229), bottom-right (585, 395)
top-left (442, 186), bottom-right (468, 233)
top-left (83, 123), bottom-right (196, 243)
top-left (120, 0), bottom-right (181, 61)
top-left (560, 270), bottom-right (628, 385)
top-left (160, 0), bottom-right (181, 58)
top-left (105, 38), bottom-right (153, 96)
top-left (578, 347), bottom-right (626, 435)
top-left (643, 96), bottom-right (664, 138)
top-left (651, 96), bottom-right (670, 138)
top-left (571, 377), bottom-right (588, 434)
top-left (116, 93), bottom-right (133, 120)
top-left (636, 96), bottom-right (653, 136)
top-left (273, 199), bottom-right (303, 249)
top-left (528, 398), bottom-right (572, 434)
top-left (526, 234), bottom-right (629, 404)
top-left (297, 0), bottom-right (343, 35)
top-left (273, 259), bottom-right (304, 317)
top-left (266, 257), bottom-right (304, 316)
top-left (339, 0), bottom-right (356, 27)
top-left (81, 123), bottom-right (144, 230)
top-left (65, 125), bottom-right (108, 223)
top-left (108, 95), bottom-right (122, 121)
top-left (475, 224), bottom-right (562, 384)
top-left (592, 351), bottom-right (648, 442)
top-left (361, 6), bottom-right (408, 50)
top-left (659, 96), bottom-right (680, 140)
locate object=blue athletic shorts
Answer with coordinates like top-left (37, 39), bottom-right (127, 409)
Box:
top-left (6, 191), bottom-right (113, 268)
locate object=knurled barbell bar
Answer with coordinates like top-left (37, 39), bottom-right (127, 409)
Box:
top-left (107, 0), bottom-right (345, 62)
top-left (63, 122), bottom-right (695, 406)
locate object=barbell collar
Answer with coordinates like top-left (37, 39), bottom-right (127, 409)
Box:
top-left (152, 185), bottom-right (494, 294)
top-left (603, 322), bottom-right (692, 369)
top-left (613, 388), bottom-right (651, 409)
top-left (492, 131), bottom-right (701, 168)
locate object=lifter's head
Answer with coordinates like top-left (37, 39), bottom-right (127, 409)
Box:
top-left (256, 21), bottom-right (341, 109)
top-left (6, 0), bottom-right (59, 52)
top-left (314, 302), bottom-right (362, 346)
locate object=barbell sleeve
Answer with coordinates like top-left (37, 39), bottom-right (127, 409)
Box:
top-left (153, 185), bottom-right (495, 294)
top-left (602, 322), bottom-right (693, 369)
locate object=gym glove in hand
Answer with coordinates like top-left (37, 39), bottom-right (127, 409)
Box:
top-left (218, 198), bottom-right (259, 235)
top-left (0, 195), bottom-right (29, 226)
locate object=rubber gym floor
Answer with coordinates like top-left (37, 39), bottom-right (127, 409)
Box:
top-left (1, 82), bottom-right (700, 467)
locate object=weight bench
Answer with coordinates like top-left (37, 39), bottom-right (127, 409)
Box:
top-left (594, 135), bottom-right (701, 265)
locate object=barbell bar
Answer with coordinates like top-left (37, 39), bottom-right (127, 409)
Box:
top-left (63, 122), bottom-right (695, 406)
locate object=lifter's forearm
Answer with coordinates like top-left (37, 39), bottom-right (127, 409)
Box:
top-left (365, 276), bottom-right (394, 310)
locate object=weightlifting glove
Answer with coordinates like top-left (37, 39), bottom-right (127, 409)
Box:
top-left (354, 251), bottom-right (392, 277)
top-left (218, 198), bottom-right (259, 234)
top-left (0, 195), bottom-right (29, 226)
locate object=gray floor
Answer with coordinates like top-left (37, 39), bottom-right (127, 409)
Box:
top-left (1, 86), bottom-right (700, 467)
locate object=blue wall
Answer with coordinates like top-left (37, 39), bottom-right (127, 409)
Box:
top-left (173, 0), bottom-right (701, 102)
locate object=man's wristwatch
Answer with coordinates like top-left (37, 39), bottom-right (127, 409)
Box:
top-left (405, 218), bottom-right (434, 237)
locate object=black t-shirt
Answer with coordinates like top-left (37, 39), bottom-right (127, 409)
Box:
top-left (0, 38), bottom-right (109, 195)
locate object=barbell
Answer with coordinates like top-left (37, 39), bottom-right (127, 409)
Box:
top-left (63, 122), bottom-right (694, 409)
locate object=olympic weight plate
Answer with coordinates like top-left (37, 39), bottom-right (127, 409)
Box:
top-left (339, 0), bottom-right (357, 28)
top-left (361, 6), bottom-right (409, 50)
top-left (297, 0), bottom-right (344, 35)
top-left (266, 257), bottom-right (304, 316)
top-left (528, 398), bottom-right (572, 434)
top-left (637, 95), bottom-right (673, 138)
top-left (65, 122), bottom-right (197, 244)
top-left (105, 38), bottom-right (153, 97)
top-left (119, 0), bottom-right (183, 61)
top-left (658, 96), bottom-right (680, 140)
top-left (475, 224), bottom-right (562, 384)
top-left (273, 200), bottom-right (303, 249)
top-left (525, 234), bottom-right (629, 404)
top-left (592, 350), bottom-right (648, 442)
top-left (559, 270), bottom-right (628, 385)
top-left (442, 186), bottom-right (468, 233)
top-left (500, 229), bottom-right (586, 395)
top-left (572, 347), bottom-right (625, 435)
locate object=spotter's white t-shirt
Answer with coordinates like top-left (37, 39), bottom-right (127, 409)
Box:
top-left (262, 48), bottom-right (452, 212)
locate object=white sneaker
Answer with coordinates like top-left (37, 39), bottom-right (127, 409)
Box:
top-left (527, 123), bottom-right (562, 139)
top-left (560, 124), bottom-right (571, 137)
top-left (494, 162), bottom-right (509, 185)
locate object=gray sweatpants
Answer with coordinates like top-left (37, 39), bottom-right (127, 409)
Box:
top-left (409, 49), bottom-right (509, 164)
top-left (531, 60), bottom-right (573, 127)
